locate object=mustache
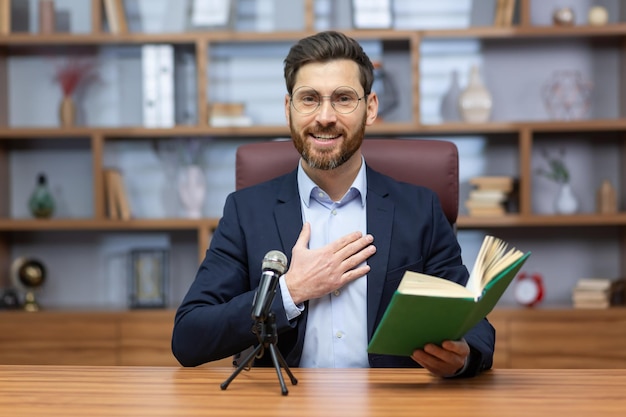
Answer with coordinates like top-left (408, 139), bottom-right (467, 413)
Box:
top-left (309, 127), bottom-right (343, 136)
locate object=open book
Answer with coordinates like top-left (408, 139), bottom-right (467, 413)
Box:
top-left (367, 235), bottom-right (530, 356)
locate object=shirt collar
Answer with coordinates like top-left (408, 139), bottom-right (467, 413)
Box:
top-left (297, 156), bottom-right (367, 208)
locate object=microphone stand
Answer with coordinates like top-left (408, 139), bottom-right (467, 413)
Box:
top-left (220, 311), bottom-right (298, 395)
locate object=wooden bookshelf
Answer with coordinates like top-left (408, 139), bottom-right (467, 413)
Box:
top-left (1, 0), bottom-right (626, 365)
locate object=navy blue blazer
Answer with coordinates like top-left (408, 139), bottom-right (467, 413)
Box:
top-left (172, 165), bottom-right (494, 376)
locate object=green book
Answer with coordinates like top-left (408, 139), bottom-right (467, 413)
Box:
top-left (367, 235), bottom-right (531, 356)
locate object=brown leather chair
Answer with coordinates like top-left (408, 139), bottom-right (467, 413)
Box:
top-left (235, 139), bottom-right (459, 225)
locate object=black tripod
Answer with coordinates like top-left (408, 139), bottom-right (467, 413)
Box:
top-left (220, 311), bottom-right (298, 395)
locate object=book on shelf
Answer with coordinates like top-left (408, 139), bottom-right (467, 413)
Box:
top-left (367, 235), bottom-right (530, 356)
top-left (103, 0), bottom-right (128, 34)
top-left (502, 0), bottom-right (516, 26)
top-left (572, 278), bottom-right (626, 309)
top-left (208, 102), bottom-right (253, 127)
top-left (466, 176), bottom-right (516, 217)
top-left (468, 189), bottom-right (509, 203)
top-left (142, 44), bottom-right (175, 127)
top-left (469, 176), bottom-right (515, 193)
top-left (493, 0), bottom-right (515, 27)
top-left (466, 206), bottom-right (506, 217)
top-left (0, 0), bottom-right (10, 34)
top-left (103, 169), bottom-right (132, 220)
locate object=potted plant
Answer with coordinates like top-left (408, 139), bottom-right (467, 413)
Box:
top-left (53, 57), bottom-right (97, 126)
top-left (536, 147), bottom-right (578, 214)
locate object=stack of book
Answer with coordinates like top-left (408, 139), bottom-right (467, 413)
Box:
top-left (465, 176), bottom-right (515, 217)
top-left (572, 278), bottom-right (626, 309)
top-left (208, 102), bottom-right (252, 127)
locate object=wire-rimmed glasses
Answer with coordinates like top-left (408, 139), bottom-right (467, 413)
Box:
top-left (290, 86), bottom-right (366, 115)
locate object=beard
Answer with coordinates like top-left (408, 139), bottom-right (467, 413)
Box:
top-left (289, 111), bottom-right (367, 170)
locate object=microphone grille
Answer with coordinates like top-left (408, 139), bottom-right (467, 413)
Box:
top-left (262, 250), bottom-right (288, 274)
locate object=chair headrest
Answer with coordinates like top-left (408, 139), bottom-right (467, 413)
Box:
top-left (236, 139), bottom-right (458, 224)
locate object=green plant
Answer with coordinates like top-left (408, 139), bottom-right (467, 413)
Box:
top-left (535, 147), bottom-right (570, 184)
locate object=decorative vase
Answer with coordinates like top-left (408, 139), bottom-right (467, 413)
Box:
top-left (29, 173), bottom-right (55, 218)
top-left (372, 61), bottom-right (399, 119)
top-left (596, 179), bottom-right (617, 214)
top-left (542, 71), bottom-right (593, 120)
top-left (177, 165), bottom-right (206, 219)
top-left (553, 7), bottom-right (575, 26)
top-left (588, 6), bottom-right (609, 26)
top-left (458, 65), bottom-right (492, 123)
top-left (554, 182), bottom-right (579, 214)
top-left (440, 69), bottom-right (462, 122)
top-left (59, 95), bottom-right (75, 127)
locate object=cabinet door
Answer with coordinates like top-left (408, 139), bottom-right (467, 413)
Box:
top-left (0, 312), bottom-right (118, 365)
top-left (508, 310), bottom-right (626, 368)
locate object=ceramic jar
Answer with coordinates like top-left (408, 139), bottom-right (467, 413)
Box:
top-left (553, 7), bottom-right (575, 26)
top-left (458, 65), bottom-right (492, 123)
top-left (554, 183), bottom-right (579, 214)
top-left (588, 6), bottom-right (608, 26)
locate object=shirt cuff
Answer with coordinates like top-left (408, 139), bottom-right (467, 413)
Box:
top-left (445, 350), bottom-right (471, 378)
top-left (279, 275), bottom-right (304, 321)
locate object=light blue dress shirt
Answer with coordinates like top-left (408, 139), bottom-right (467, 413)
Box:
top-left (279, 158), bottom-right (369, 367)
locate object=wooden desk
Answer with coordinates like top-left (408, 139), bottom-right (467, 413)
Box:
top-left (1, 366), bottom-right (625, 416)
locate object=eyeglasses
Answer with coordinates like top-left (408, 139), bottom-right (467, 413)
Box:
top-left (290, 86), bottom-right (367, 115)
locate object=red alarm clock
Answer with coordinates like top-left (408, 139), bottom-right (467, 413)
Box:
top-left (514, 272), bottom-right (544, 307)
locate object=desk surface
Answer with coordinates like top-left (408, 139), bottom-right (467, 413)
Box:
top-left (1, 365), bottom-right (625, 416)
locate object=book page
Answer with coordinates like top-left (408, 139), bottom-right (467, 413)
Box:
top-left (466, 235), bottom-right (523, 296)
top-left (398, 272), bottom-right (473, 298)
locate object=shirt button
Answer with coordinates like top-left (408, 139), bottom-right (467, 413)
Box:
top-left (336, 331), bottom-right (343, 339)
top-left (333, 290), bottom-right (340, 296)
top-left (318, 192), bottom-right (324, 198)
top-left (331, 209), bottom-right (337, 215)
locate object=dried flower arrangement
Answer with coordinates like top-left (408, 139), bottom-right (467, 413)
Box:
top-left (53, 58), bottom-right (97, 97)
top-left (535, 147), bottom-right (570, 184)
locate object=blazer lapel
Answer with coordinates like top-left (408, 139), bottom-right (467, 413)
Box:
top-left (365, 168), bottom-right (394, 340)
top-left (274, 170), bottom-right (303, 256)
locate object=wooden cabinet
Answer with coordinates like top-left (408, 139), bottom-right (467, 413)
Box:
top-left (1, 0), bottom-right (626, 365)
top-left (0, 310), bottom-right (232, 366)
top-left (2, 309), bottom-right (625, 368)
top-left (490, 308), bottom-right (626, 368)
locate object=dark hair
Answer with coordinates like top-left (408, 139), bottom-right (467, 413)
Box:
top-left (283, 31), bottom-right (375, 96)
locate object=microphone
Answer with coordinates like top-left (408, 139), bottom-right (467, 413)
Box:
top-left (251, 250), bottom-right (288, 321)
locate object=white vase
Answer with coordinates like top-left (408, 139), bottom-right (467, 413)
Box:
top-left (554, 182), bottom-right (579, 214)
top-left (458, 65), bottom-right (493, 123)
top-left (177, 165), bottom-right (206, 218)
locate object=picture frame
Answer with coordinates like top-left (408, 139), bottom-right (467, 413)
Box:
top-left (352, 0), bottom-right (393, 29)
top-left (187, 0), bottom-right (235, 31)
top-left (129, 249), bottom-right (168, 309)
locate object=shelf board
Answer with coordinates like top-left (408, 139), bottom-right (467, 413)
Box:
top-left (3, 24), bottom-right (626, 46)
top-left (0, 218), bottom-right (220, 231)
top-left (423, 23), bottom-right (626, 39)
top-left (2, 119), bottom-right (626, 139)
top-left (458, 213), bottom-right (626, 228)
top-left (1, 215), bottom-right (625, 232)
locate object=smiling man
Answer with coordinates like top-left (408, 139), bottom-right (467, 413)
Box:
top-left (172, 31), bottom-right (495, 378)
